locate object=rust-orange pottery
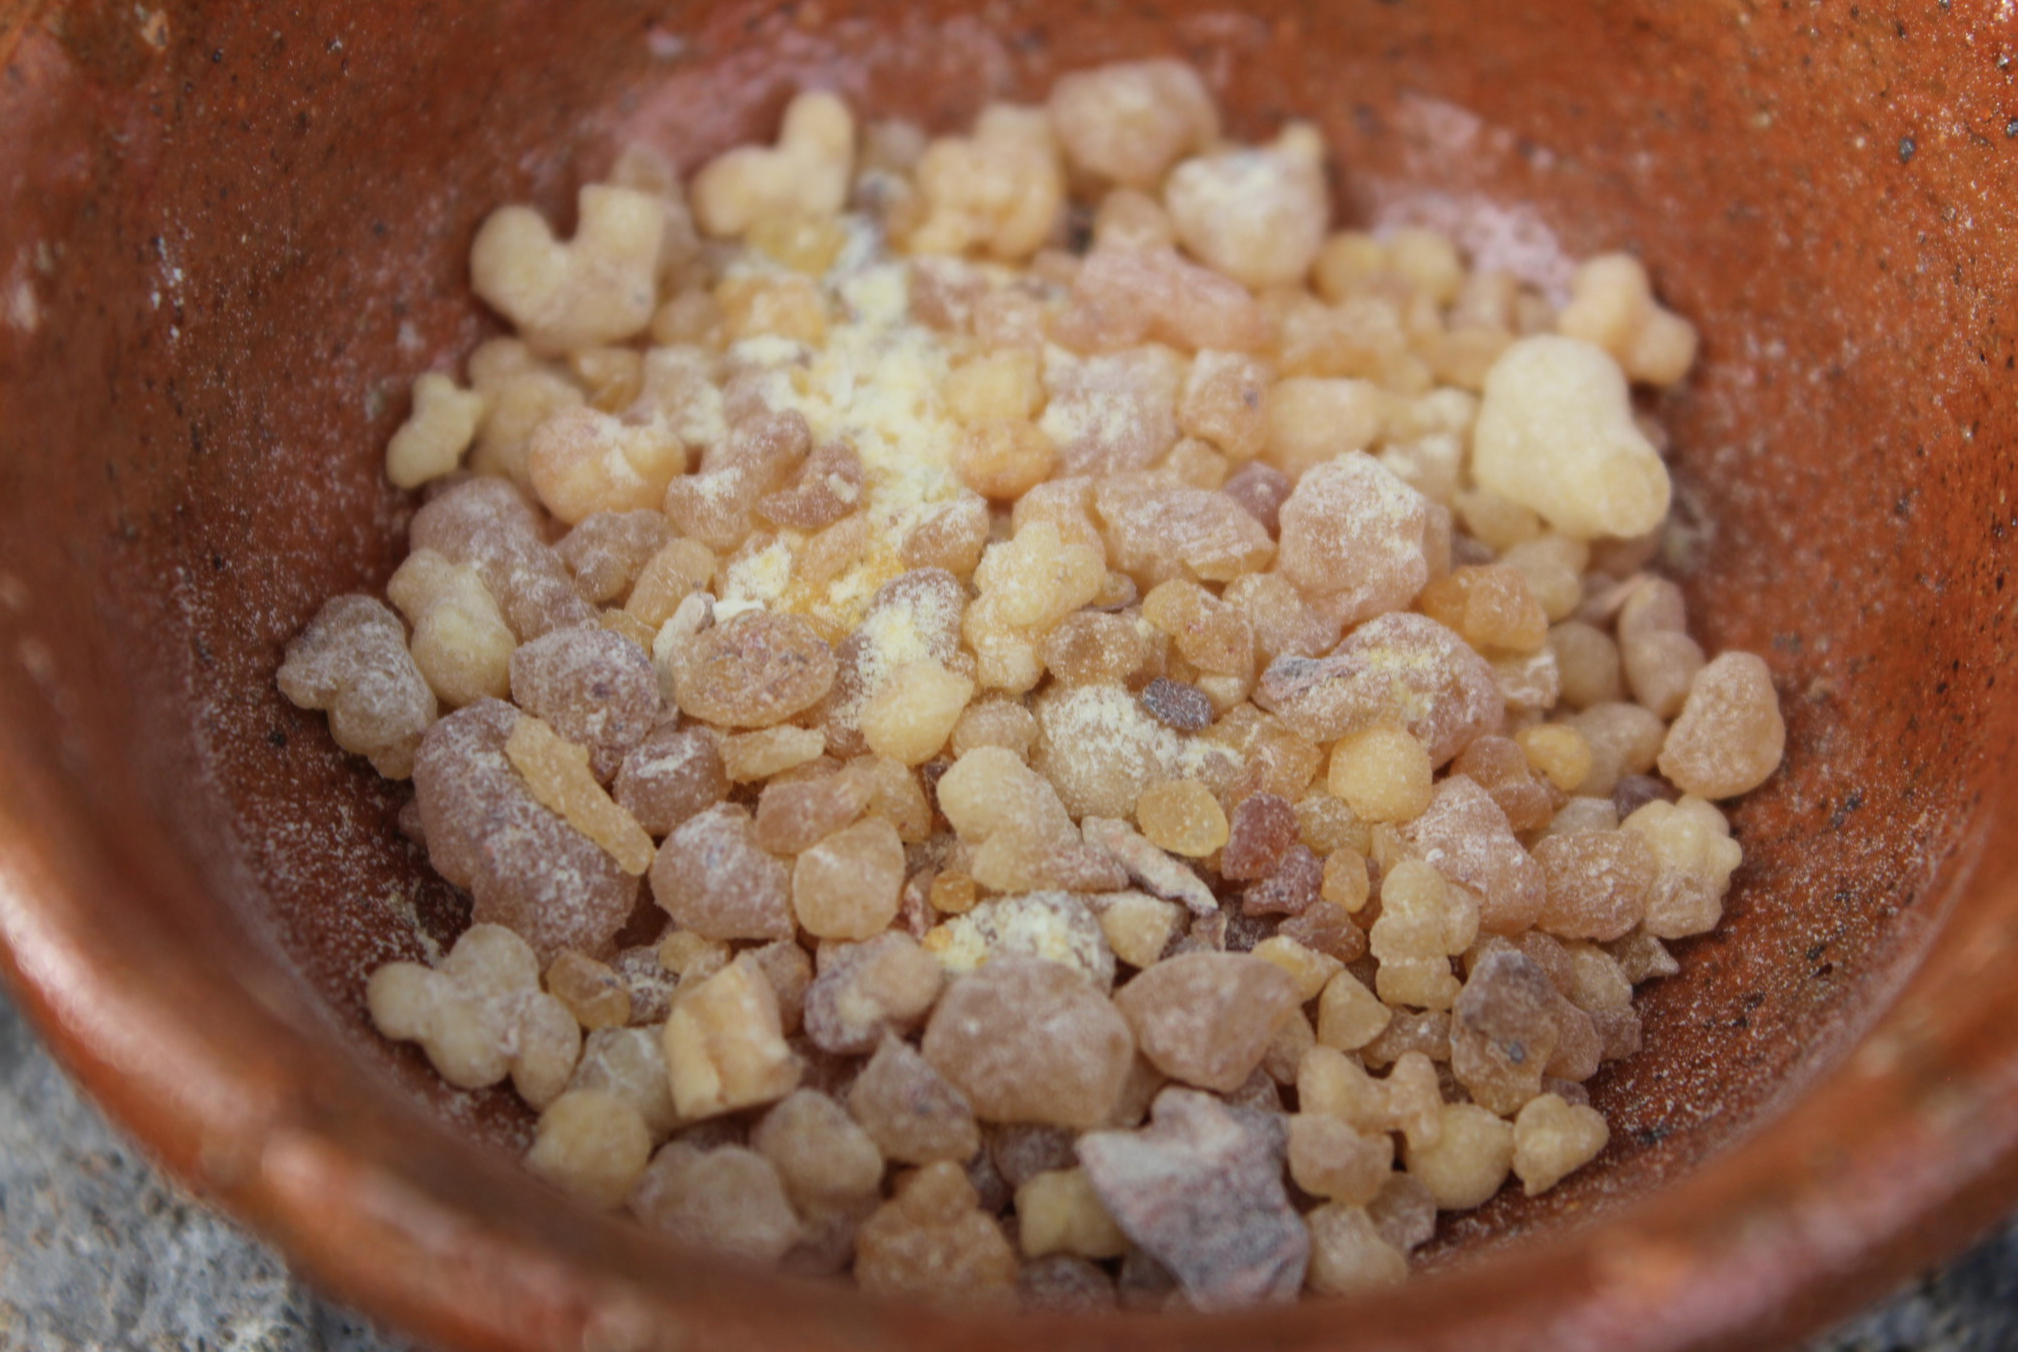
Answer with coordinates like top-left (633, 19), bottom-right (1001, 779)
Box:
top-left (2, 2), bottom-right (2016, 1349)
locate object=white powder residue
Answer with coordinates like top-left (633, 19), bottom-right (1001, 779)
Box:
top-left (719, 535), bottom-right (795, 609)
top-left (1033, 683), bottom-right (1243, 820)
top-left (857, 588), bottom-right (950, 670)
top-left (378, 890), bottom-right (444, 965)
top-left (922, 891), bottom-right (1113, 988)
top-left (1040, 346), bottom-right (1125, 448)
top-left (640, 347), bottom-right (729, 451)
top-left (1362, 642), bottom-right (1450, 725)
top-left (719, 216), bottom-right (967, 632)
top-left (830, 577), bottom-right (965, 735)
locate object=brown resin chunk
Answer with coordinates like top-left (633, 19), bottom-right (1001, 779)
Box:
top-left (1255, 613), bottom-right (1499, 764)
top-left (1449, 949), bottom-right (1561, 1115)
top-left (1241, 844), bottom-right (1323, 917)
top-left (555, 510), bottom-right (672, 604)
top-left (670, 611), bottom-right (837, 729)
top-left (1402, 776), bottom-right (1545, 935)
top-left (803, 932), bottom-right (946, 1055)
top-left (922, 959), bottom-right (1136, 1128)
top-left (1077, 1088), bottom-right (1308, 1311)
top-left (650, 803), bottom-right (793, 941)
top-left (412, 700), bottom-right (636, 959)
top-left (1113, 952), bottom-right (1301, 1093)
top-left (1220, 792), bottom-right (1299, 882)
top-left (1533, 829), bottom-right (1658, 941)
top-left (277, 594), bottom-right (436, 778)
top-left (848, 1035), bottom-right (982, 1165)
top-left (854, 1162), bottom-right (1018, 1305)
top-left (614, 724), bottom-right (728, 836)
top-left (410, 477), bottom-right (594, 640)
top-left (509, 624), bottom-right (660, 781)
top-left (1139, 676), bottom-right (1214, 731)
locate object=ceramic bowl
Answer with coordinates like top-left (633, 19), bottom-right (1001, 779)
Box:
top-left (2, 2), bottom-right (2016, 1349)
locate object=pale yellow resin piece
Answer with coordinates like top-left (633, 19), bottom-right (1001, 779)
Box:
top-left (504, 714), bottom-right (656, 875)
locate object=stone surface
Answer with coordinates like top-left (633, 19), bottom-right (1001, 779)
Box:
top-left (0, 984), bottom-right (413, 1352)
top-left (1806, 1228), bottom-right (2018, 1352)
top-left (2, 981), bottom-right (2016, 1348)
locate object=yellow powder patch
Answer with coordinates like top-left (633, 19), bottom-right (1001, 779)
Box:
top-left (725, 231), bottom-right (968, 635)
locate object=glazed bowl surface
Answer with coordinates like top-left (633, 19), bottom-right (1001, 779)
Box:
top-left (2, 2), bottom-right (2016, 1350)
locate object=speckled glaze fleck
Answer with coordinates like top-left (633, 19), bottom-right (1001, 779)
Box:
top-left (1, 2), bottom-right (2015, 1350)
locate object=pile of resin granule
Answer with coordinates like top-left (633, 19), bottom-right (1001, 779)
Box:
top-left (280, 61), bottom-right (1788, 1310)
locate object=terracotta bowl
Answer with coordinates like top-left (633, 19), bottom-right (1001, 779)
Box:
top-left (2, 1), bottom-right (2016, 1348)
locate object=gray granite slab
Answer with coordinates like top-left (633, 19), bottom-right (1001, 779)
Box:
top-left (2, 983), bottom-right (2012, 1351)
top-left (0, 986), bottom-right (412, 1352)
top-left (1804, 1221), bottom-right (2018, 1352)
